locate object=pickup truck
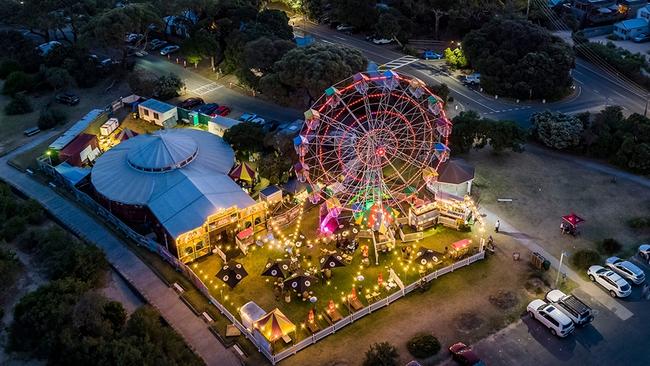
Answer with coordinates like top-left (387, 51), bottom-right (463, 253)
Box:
top-left (462, 73), bottom-right (481, 85)
top-left (545, 289), bottom-right (594, 326)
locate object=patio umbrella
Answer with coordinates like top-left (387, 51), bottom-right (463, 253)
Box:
top-left (262, 258), bottom-right (291, 278)
top-left (253, 308), bottom-right (296, 342)
top-left (319, 252), bottom-right (346, 270)
top-left (216, 261), bottom-right (248, 288)
top-left (414, 247), bottom-right (443, 266)
top-left (284, 270), bottom-right (318, 293)
top-left (229, 162), bottom-right (256, 183)
top-left (562, 213), bottom-right (585, 228)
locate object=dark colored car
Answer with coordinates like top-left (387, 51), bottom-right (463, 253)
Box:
top-left (55, 93), bottom-right (80, 106)
top-left (449, 342), bottom-right (485, 366)
top-left (195, 103), bottom-right (219, 115)
top-left (178, 97), bottom-right (205, 110)
top-left (210, 105), bottom-right (231, 117)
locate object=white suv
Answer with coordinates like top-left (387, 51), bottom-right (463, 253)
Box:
top-left (587, 265), bottom-right (632, 298)
top-left (605, 256), bottom-right (645, 284)
top-left (527, 299), bottom-right (575, 337)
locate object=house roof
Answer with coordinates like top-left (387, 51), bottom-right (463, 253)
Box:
top-left (260, 185), bottom-right (281, 196)
top-left (50, 109), bottom-right (103, 150)
top-left (60, 133), bottom-right (97, 156)
top-left (91, 129), bottom-right (255, 239)
top-left (139, 98), bottom-right (176, 114)
top-left (54, 162), bottom-right (91, 186)
top-left (437, 159), bottom-right (475, 184)
top-left (211, 115), bottom-right (241, 129)
top-left (616, 18), bottom-right (649, 30)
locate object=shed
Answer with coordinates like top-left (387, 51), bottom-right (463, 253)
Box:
top-left (59, 133), bottom-right (100, 167)
top-left (138, 99), bottom-right (178, 128)
top-left (49, 109), bottom-right (104, 150)
top-left (54, 162), bottom-right (91, 186)
top-left (431, 159), bottom-right (475, 196)
top-left (260, 185), bottom-right (282, 205)
top-left (240, 301), bottom-right (266, 331)
top-left (613, 18), bottom-right (649, 39)
top-left (208, 115), bottom-right (241, 137)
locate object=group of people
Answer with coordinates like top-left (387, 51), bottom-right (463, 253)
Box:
top-left (559, 222), bottom-right (579, 236)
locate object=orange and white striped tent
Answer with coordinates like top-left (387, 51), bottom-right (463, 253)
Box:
top-left (253, 308), bottom-right (296, 342)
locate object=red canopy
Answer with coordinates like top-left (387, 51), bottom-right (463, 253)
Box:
top-left (237, 227), bottom-right (254, 240)
top-left (562, 213), bottom-right (584, 227)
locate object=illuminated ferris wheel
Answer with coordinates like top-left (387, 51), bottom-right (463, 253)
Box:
top-left (294, 71), bottom-right (452, 216)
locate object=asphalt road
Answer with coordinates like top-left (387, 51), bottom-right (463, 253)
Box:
top-left (297, 22), bottom-right (649, 125)
top-left (438, 254), bottom-right (650, 366)
top-left (136, 56), bottom-right (303, 122)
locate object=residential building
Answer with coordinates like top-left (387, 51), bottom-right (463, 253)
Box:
top-left (613, 17), bottom-right (649, 39)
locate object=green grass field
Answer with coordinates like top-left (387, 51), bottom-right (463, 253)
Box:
top-left (193, 204), bottom-right (478, 352)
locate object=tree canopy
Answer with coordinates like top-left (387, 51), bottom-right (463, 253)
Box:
top-left (463, 17), bottom-right (574, 100)
top-left (259, 43), bottom-right (367, 107)
top-left (530, 110), bottom-right (583, 150)
top-left (451, 111), bottom-right (527, 153)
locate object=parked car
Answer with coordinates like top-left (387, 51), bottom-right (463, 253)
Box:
top-left (55, 93), bottom-right (80, 106)
top-left (462, 73), bottom-right (481, 85)
top-left (160, 45), bottom-right (180, 56)
top-left (336, 24), bottom-right (354, 32)
top-left (527, 299), bottom-right (575, 337)
top-left (195, 103), bottom-right (219, 115)
top-left (178, 97), bottom-right (205, 110)
top-left (605, 256), bottom-right (645, 284)
top-left (211, 105), bottom-right (231, 117)
top-left (125, 33), bottom-right (143, 43)
top-left (633, 33), bottom-right (650, 43)
top-left (639, 244), bottom-right (650, 261)
top-left (149, 39), bottom-right (167, 50)
top-left (587, 265), bottom-right (632, 298)
top-left (423, 50), bottom-right (443, 60)
top-left (545, 289), bottom-right (594, 326)
top-left (449, 342), bottom-right (485, 365)
top-left (372, 38), bottom-right (393, 45)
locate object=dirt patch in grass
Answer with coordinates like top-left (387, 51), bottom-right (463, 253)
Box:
top-left (455, 312), bottom-right (485, 333)
top-left (488, 290), bottom-right (518, 310)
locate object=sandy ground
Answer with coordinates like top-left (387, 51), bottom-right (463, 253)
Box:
top-left (464, 147), bottom-right (650, 258)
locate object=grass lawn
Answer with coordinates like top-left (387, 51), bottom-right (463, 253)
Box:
top-left (9, 135), bottom-right (58, 171)
top-left (0, 79), bottom-right (131, 156)
top-left (193, 204), bottom-right (478, 353)
top-left (465, 147), bottom-right (650, 265)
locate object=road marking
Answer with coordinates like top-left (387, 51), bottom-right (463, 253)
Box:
top-left (191, 82), bottom-right (223, 96)
top-left (380, 56), bottom-right (419, 70)
top-left (573, 78), bottom-right (584, 84)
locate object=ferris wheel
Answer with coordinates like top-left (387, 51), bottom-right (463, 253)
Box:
top-left (294, 71), bottom-right (452, 217)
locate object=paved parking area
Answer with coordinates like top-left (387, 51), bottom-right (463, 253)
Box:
top-left (439, 253), bottom-right (650, 366)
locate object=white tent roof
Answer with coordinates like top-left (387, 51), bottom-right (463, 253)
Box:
top-left (92, 129), bottom-right (255, 238)
top-left (240, 301), bottom-right (266, 330)
top-left (49, 109), bottom-right (104, 150)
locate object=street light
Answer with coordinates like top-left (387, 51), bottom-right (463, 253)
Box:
top-left (555, 251), bottom-right (566, 288)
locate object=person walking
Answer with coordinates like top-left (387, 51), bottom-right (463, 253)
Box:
top-left (495, 219), bottom-right (500, 233)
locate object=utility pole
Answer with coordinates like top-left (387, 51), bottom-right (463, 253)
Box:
top-left (555, 251), bottom-right (566, 288)
top-left (644, 95), bottom-right (648, 117)
top-left (526, 0), bottom-right (531, 19)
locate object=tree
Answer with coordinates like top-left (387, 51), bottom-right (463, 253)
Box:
top-left (82, 3), bottom-right (161, 65)
top-left (38, 108), bottom-right (67, 130)
top-left (428, 83), bottom-right (450, 104)
top-left (331, 0), bottom-right (378, 30)
top-left (128, 69), bottom-right (158, 97)
top-left (239, 37), bottom-right (295, 87)
top-left (363, 342), bottom-right (399, 366)
top-left (407, 333), bottom-right (441, 358)
top-left (44, 67), bottom-right (73, 92)
top-left (260, 43), bottom-right (367, 107)
top-left (375, 13), bottom-right (401, 40)
top-left (3, 71), bottom-right (34, 95)
top-left (258, 151), bottom-right (292, 185)
top-left (0, 58), bottom-right (22, 79)
top-left (444, 47), bottom-right (468, 69)
top-left (530, 110), bottom-right (583, 150)
top-left (154, 73), bottom-right (184, 100)
top-left (463, 17), bottom-right (574, 100)
top-left (183, 29), bottom-right (220, 69)
top-left (485, 119), bottom-right (527, 153)
top-left (450, 111), bottom-right (484, 153)
top-left (451, 111), bottom-right (527, 154)
top-left (223, 122), bottom-right (265, 158)
top-left (4, 94), bottom-right (33, 115)
top-left (9, 278), bottom-right (88, 357)
top-left (2, 216), bottom-right (26, 241)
